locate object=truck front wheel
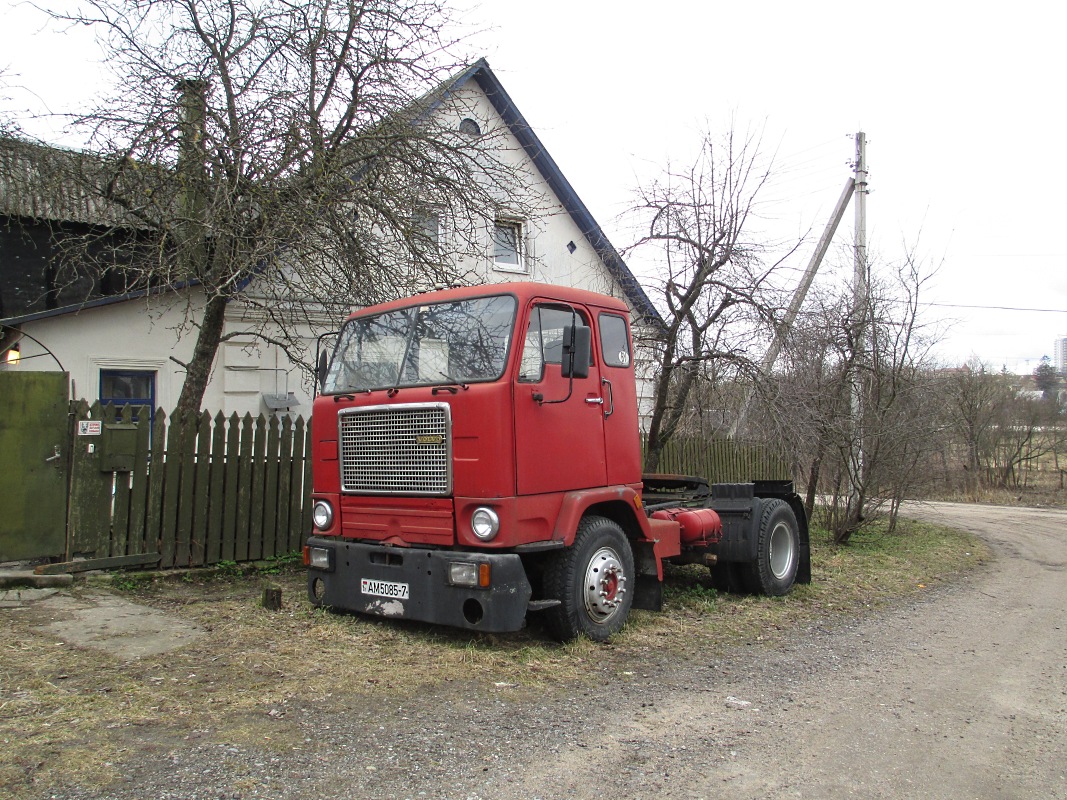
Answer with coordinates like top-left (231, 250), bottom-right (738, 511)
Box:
top-left (747, 499), bottom-right (801, 596)
top-left (543, 516), bottom-right (634, 642)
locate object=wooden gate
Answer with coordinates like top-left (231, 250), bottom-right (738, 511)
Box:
top-left (0, 371), bottom-right (70, 562)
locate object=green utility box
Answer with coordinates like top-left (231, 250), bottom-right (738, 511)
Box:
top-left (99, 422), bottom-right (139, 472)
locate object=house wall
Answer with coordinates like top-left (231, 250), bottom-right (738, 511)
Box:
top-left (4, 74), bottom-right (655, 422)
top-left (14, 291), bottom-right (200, 414)
top-left (437, 85), bottom-right (627, 301)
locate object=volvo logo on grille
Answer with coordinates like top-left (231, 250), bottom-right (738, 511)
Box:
top-left (415, 434), bottom-right (444, 445)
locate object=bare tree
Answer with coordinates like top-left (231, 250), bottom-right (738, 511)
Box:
top-left (941, 359), bottom-right (1014, 494)
top-left (759, 249), bottom-right (945, 541)
top-left (32, 0), bottom-right (529, 414)
top-left (625, 128), bottom-right (791, 472)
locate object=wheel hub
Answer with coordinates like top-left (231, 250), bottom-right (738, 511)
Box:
top-left (583, 547), bottom-right (627, 623)
top-left (769, 521), bottom-right (796, 580)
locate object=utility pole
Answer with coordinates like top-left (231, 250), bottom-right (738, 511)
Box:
top-left (853, 132), bottom-right (867, 317)
top-left (848, 132), bottom-right (868, 523)
top-left (728, 175), bottom-right (855, 438)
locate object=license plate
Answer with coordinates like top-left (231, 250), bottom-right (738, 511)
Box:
top-left (361, 578), bottom-right (410, 600)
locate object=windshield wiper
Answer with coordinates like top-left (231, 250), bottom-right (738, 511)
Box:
top-left (386, 312), bottom-right (420, 397)
top-left (333, 390), bottom-right (371, 402)
top-left (434, 371), bottom-right (469, 392)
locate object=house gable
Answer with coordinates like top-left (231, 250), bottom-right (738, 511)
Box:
top-left (2, 61), bottom-right (658, 418)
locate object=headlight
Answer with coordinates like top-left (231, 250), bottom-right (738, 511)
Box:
top-left (449, 561), bottom-right (491, 588)
top-left (470, 507), bottom-right (500, 541)
top-left (312, 501), bottom-right (333, 531)
top-left (304, 545), bottom-right (333, 571)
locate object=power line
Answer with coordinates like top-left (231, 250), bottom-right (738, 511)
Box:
top-left (924, 301), bottom-right (1067, 314)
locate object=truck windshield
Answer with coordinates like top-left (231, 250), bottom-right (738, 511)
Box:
top-left (323, 294), bottom-right (517, 393)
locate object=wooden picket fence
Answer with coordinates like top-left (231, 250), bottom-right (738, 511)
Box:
top-left (57, 403), bottom-right (787, 574)
top-left (66, 402), bottom-right (311, 570)
top-left (645, 434), bottom-right (790, 483)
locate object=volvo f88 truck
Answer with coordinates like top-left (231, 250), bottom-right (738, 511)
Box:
top-left (305, 282), bottom-right (809, 641)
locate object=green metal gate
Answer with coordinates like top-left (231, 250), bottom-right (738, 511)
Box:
top-left (0, 371), bottom-right (70, 562)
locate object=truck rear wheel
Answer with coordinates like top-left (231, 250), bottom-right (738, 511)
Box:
top-left (747, 499), bottom-right (800, 596)
top-left (543, 516), bottom-right (634, 642)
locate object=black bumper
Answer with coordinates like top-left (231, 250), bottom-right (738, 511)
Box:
top-left (306, 537), bottom-right (533, 633)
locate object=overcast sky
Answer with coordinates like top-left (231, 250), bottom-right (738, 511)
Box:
top-left (3, 0), bottom-right (1065, 373)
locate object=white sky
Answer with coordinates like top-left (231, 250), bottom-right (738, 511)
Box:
top-left (3, 0), bottom-right (1065, 373)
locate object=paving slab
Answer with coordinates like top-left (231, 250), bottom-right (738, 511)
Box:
top-left (0, 587), bottom-right (61, 608)
top-left (21, 592), bottom-right (206, 661)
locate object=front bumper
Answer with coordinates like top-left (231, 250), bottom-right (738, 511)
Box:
top-left (306, 537), bottom-right (533, 633)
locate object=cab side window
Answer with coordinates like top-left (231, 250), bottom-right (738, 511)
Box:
top-left (598, 313), bottom-right (631, 368)
top-left (518, 305), bottom-right (590, 382)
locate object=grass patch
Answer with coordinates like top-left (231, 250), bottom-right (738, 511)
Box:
top-left (0, 519), bottom-right (990, 797)
top-left (623, 517), bottom-right (990, 652)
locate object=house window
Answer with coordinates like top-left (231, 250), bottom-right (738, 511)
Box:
top-left (493, 220), bottom-right (526, 273)
top-left (100, 369), bottom-right (156, 412)
top-left (458, 118), bottom-right (481, 137)
top-left (413, 208), bottom-right (440, 253)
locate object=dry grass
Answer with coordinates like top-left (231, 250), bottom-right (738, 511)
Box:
top-left (0, 520), bottom-right (989, 797)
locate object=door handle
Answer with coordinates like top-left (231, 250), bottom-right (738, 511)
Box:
top-left (44, 445), bottom-right (61, 464)
top-left (601, 378), bottom-right (614, 418)
top-left (585, 397), bottom-right (604, 405)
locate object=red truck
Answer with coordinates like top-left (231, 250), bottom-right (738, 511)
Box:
top-left (305, 282), bottom-right (810, 641)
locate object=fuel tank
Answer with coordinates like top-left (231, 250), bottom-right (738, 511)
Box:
top-left (649, 507), bottom-right (723, 545)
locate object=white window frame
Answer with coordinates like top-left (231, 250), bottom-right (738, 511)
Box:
top-left (91, 356), bottom-right (169, 411)
top-left (413, 207), bottom-right (442, 253)
top-left (492, 219), bottom-right (527, 274)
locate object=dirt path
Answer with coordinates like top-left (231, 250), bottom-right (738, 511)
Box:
top-left (344, 502), bottom-right (1067, 799)
top-left (30, 503), bottom-right (1067, 799)
top-left (547, 500), bottom-right (1067, 799)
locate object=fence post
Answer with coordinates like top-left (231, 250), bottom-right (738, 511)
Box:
top-left (205, 411), bottom-right (227, 565)
top-left (126, 405), bottom-right (152, 556)
top-left (248, 415), bottom-right (267, 561)
top-left (188, 410), bottom-right (212, 566)
top-left (262, 416), bottom-right (280, 560)
top-left (288, 416), bottom-right (308, 552)
top-left (221, 412), bottom-right (241, 563)
top-left (276, 415), bottom-right (293, 557)
top-left (234, 413), bottom-right (254, 562)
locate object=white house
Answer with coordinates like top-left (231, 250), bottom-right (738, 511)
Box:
top-left (0, 60), bottom-right (659, 418)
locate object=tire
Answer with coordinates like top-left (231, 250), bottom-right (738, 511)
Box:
top-left (746, 499), bottom-right (800, 596)
top-left (543, 516), bottom-right (635, 642)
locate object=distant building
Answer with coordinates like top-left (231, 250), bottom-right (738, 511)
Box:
top-left (1056, 336), bottom-right (1067, 375)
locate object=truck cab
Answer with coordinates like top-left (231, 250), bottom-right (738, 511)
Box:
top-left (306, 282), bottom-right (808, 641)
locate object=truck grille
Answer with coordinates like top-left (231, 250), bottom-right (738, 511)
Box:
top-left (338, 403), bottom-right (451, 495)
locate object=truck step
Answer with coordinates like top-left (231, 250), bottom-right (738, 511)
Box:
top-left (526, 599), bottom-right (562, 611)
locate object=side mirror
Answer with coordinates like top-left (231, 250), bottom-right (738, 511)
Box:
top-left (561, 325), bottom-right (591, 379)
top-left (313, 329), bottom-right (340, 398)
top-left (317, 349), bottom-right (329, 391)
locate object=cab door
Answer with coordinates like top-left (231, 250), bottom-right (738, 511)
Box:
top-left (596, 311), bottom-right (642, 487)
top-left (513, 302), bottom-right (607, 496)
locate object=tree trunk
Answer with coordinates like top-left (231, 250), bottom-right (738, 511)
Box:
top-left (175, 293), bottom-right (228, 416)
top-left (804, 454), bottom-right (822, 520)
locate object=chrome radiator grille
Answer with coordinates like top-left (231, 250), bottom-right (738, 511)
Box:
top-left (338, 403), bottom-right (451, 495)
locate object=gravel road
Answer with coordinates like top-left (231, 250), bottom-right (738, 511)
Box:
top-left (44, 502), bottom-right (1067, 799)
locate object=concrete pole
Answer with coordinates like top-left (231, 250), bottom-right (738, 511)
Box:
top-left (849, 132), bottom-right (868, 515)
